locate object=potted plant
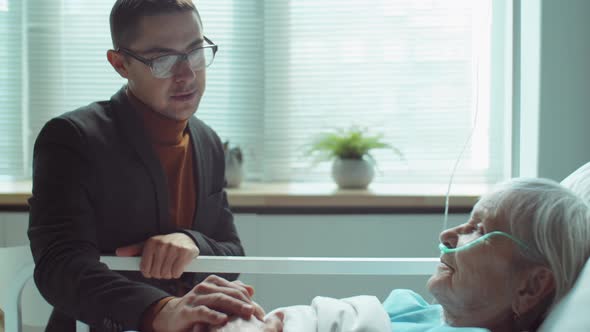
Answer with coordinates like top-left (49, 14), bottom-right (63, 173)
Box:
top-left (223, 141), bottom-right (244, 188)
top-left (307, 126), bottom-right (402, 189)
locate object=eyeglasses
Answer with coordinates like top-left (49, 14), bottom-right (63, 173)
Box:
top-left (439, 231), bottom-right (531, 255)
top-left (117, 36), bottom-right (218, 79)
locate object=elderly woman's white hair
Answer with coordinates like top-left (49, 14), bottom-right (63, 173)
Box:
top-left (475, 177), bottom-right (590, 310)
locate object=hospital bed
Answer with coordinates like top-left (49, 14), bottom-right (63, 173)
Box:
top-left (1, 246), bottom-right (438, 332)
top-left (4, 247), bottom-right (590, 332)
top-left (6, 163), bottom-right (590, 331)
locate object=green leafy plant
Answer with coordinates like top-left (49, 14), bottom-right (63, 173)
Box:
top-left (306, 126), bottom-right (402, 164)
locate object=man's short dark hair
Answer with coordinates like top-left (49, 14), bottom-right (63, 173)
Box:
top-left (110, 0), bottom-right (202, 49)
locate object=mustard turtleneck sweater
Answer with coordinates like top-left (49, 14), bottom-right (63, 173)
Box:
top-left (127, 89), bottom-right (197, 230)
top-left (127, 89), bottom-right (197, 331)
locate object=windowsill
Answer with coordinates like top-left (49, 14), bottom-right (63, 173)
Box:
top-left (0, 180), bottom-right (485, 212)
top-left (0, 180), bottom-right (32, 207)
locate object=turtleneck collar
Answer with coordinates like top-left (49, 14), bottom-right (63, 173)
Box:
top-left (126, 88), bottom-right (189, 145)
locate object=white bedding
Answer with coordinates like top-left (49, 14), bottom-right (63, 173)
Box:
top-left (266, 295), bottom-right (390, 332)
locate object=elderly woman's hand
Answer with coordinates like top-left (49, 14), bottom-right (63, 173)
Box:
top-left (201, 312), bottom-right (284, 332)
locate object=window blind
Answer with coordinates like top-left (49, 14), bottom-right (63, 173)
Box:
top-left (0, 0), bottom-right (24, 179)
top-left (260, 0), bottom-right (506, 184)
top-left (1, 0), bottom-right (510, 186)
top-left (197, 0), bottom-right (266, 180)
top-left (25, 0), bottom-right (125, 173)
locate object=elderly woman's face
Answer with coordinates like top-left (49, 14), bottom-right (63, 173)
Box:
top-left (427, 202), bottom-right (524, 329)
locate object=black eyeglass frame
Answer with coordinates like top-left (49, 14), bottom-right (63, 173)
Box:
top-left (116, 36), bottom-right (218, 76)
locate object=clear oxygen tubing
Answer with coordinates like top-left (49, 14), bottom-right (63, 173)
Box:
top-left (441, 87), bottom-right (479, 232)
top-left (438, 231), bottom-right (531, 255)
top-left (442, 1), bottom-right (492, 232)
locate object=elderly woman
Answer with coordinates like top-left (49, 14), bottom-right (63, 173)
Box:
top-left (407, 177), bottom-right (590, 331)
top-left (210, 177), bottom-right (590, 332)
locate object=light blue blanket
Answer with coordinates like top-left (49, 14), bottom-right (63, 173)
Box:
top-left (384, 289), bottom-right (490, 332)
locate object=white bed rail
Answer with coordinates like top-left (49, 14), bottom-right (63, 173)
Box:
top-left (101, 256), bottom-right (440, 275)
top-left (3, 253), bottom-right (439, 332)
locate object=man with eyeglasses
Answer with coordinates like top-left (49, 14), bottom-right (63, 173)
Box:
top-left (28, 1), bottom-right (281, 331)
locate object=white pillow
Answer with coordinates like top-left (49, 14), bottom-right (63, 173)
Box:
top-left (538, 162), bottom-right (590, 332)
top-left (560, 161), bottom-right (590, 204)
top-left (538, 259), bottom-right (590, 332)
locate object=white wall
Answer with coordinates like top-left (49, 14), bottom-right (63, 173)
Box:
top-left (536, 0), bottom-right (590, 180)
top-left (516, 0), bottom-right (590, 180)
top-left (0, 213), bottom-right (49, 332)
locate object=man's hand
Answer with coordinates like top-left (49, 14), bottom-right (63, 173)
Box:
top-left (153, 275), bottom-right (266, 332)
top-left (116, 232), bottom-right (199, 279)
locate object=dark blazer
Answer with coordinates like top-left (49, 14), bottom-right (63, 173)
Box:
top-left (27, 87), bottom-right (244, 332)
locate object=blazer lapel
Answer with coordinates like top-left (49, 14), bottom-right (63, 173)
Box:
top-left (110, 87), bottom-right (173, 233)
top-left (188, 118), bottom-right (207, 229)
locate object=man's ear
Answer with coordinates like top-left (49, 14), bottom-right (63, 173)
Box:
top-left (107, 50), bottom-right (129, 78)
top-left (513, 266), bottom-right (555, 315)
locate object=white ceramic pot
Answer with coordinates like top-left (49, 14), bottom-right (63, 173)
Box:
top-left (331, 158), bottom-right (375, 189)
